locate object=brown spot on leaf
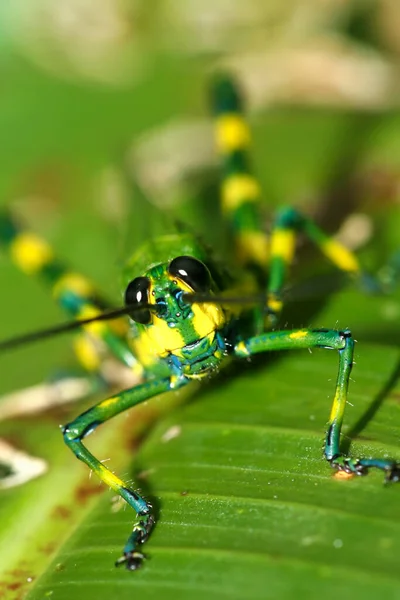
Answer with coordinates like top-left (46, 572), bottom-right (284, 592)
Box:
top-left (39, 542), bottom-right (57, 556)
top-left (51, 505), bottom-right (72, 520)
top-left (74, 480), bottom-right (103, 505)
top-left (6, 582), bottom-right (22, 591)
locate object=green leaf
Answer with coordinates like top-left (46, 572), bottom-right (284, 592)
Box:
top-left (1, 8), bottom-right (400, 598)
top-left (8, 337), bottom-right (399, 600)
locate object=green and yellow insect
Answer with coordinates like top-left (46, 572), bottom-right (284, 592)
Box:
top-left (0, 74), bottom-right (399, 571)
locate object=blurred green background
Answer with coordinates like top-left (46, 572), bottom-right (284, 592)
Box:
top-left (1, 1), bottom-right (400, 599)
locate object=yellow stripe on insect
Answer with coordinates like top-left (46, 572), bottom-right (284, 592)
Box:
top-left (10, 233), bottom-right (53, 274)
top-left (142, 318), bottom-right (184, 358)
top-left (270, 229), bottom-right (296, 264)
top-left (222, 175), bottom-right (260, 213)
top-left (235, 341), bottom-right (249, 356)
top-left (215, 113), bottom-right (250, 153)
top-left (73, 335), bottom-right (101, 372)
top-left (99, 396), bottom-right (120, 410)
top-left (53, 273), bottom-right (129, 338)
top-left (77, 305), bottom-right (107, 336)
top-left (99, 463), bottom-right (125, 491)
top-left (191, 304), bottom-right (225, 339)
top-left (235, 231), bottom-right (269, 267)
top-left (329, 392), bottom-right (342, 422)
top-left (131, 331), bottom-right (161, 367)
top-left (53, 272), bottom-right (94, 300)
top-left (289, 330), bottom-right (308, 340)
top-left (322, 240), bottom-right (360, 273)
top-left (267, 295), bottom-right (283, 315)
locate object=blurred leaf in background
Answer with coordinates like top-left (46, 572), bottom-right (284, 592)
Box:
top-left (1, 1), bottom-right (400, 599)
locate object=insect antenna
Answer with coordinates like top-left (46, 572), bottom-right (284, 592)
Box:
top-left (182, 272), bottom-right (350, 307)
top-left (0, 302), bottom-right (161, 353)
top-left (183, 292), bottom-right (268, 306)
top-left (0, 272), bottom-right (350, 353)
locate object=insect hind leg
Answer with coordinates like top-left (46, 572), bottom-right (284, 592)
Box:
top-left (210, 74), bottom-right (269, 282)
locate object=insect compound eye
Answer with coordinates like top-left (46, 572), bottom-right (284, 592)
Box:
top-left (168, 256), bottom-right (211, 293)
top-left (124, 277), bottom-right (152, 324)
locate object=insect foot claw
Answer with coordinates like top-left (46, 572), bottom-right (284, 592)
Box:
top-left (115, 514), bottom-right (154, 570)
top-left (330, 455), bottom-right (367, 476)
top-left (115, 551), bottom-right (146, 571)
top-left (332, 455), bottom-right (400, 482)
top-left (385, 464), bottom-right (400, 483)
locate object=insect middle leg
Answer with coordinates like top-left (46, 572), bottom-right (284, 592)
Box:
top-left (62, 375), bottom-right (189, 570)
top-left (0, 207), bottom-right (142, 409)
top-left (266, 206), bottom-right (364, 321)
top-left (235, 328), bottom-right (400, 480)
top-left (0, 209), bottom-right (138, 371)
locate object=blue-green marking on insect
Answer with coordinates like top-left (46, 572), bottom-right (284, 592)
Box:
top-left (0, 73), bottom-right (399, 571)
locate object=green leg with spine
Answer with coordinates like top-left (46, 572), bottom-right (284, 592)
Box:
top-left (235, 328), bottom-right (400, 480)
top-left (62, 375), bottom-right (189, 569)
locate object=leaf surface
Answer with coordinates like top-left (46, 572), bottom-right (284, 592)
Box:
top-left (20, 339), bottom-right (400, 600)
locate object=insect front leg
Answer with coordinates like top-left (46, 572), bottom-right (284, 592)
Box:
top-left (234, 328), bottom-right (400, 481)
top-left (0, 348), bottom-right (113, 489)
top-left (62, 375), bottom-right (189, 570)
